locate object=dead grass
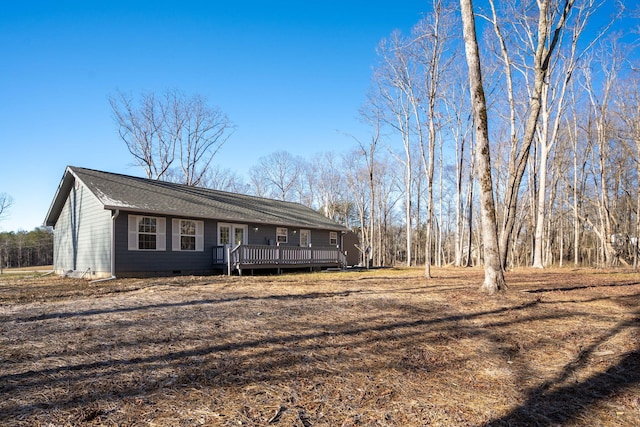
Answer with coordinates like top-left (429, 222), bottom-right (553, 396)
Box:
top-left (0, 266), bottom-right (54, 279)
top-left (0, 267), bottom-right (638, 426)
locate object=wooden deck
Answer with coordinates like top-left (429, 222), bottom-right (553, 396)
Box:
top-left (213, 244), bottom-right (345, 275)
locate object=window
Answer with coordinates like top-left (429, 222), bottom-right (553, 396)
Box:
top-left (276, 227), bottom-right (288, 244)
top-left (300, 229), bottom-right (311, 247)
top-left (172, 219), bottom-right (204, 251)
top-left (137, 217), bottom-right (157, 250)
top-left (329, 231), bottom-right (338, 246)
top-left (181, 220), bottom-right (196, 250)
top-left (219, 224), bottom-right (230, 245)
top-left (234, 227), bottom-right (245, 246)
top-left (128, 215), bottom-right (166, 251)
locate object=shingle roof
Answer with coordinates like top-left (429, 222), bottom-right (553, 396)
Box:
top-left (45, 166), bottom-right (347, 231)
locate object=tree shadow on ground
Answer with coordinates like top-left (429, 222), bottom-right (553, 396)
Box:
top-left (8, 289), bottom-right (359, 323)
top-left (483, 314), bottom-right (640, 426)
top-left (483, 349), bottom-right (639, 426)
top-left (7, 282), bottom-right (470, 324)
top-left (2, 276), bottom-right (638, 426)
top-left (524, 281), bottom-right (640, 293)
top-left (1, 300), bottom-right (553, 421)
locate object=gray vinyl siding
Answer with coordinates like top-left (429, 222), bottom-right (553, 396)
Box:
top-left (113, 216), bottom-right (343, 276)
top-left (53, 181), bottom-right (112, 276)
top-left (114, 213), bottom-right (218, 275)
top-left (246, 225), bottom-right (339, 247)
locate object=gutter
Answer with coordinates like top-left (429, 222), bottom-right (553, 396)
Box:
top-left (101, 205), bottom-right (347, 232)
top-left (110, 208), bottom-right (120, 279)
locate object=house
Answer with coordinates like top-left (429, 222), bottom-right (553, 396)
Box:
top-left (44, 166), bottom-right (350, 278)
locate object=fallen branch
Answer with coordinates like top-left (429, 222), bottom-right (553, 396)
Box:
top-left (268, 405), bottom-right (285, 424)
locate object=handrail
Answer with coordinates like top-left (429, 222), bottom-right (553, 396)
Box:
top-left (218, 245), bottom-right (341, 263)
top-left (215, 244), bottom-right (344, 274)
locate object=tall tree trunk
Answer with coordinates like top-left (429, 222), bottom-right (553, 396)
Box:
top-left (634, 102), bottom-right (640, 270)
top-left (459, 0), bottom-right (506, 293)
top-left (636, 138), bottom-right (640, 269)
top-left (437, 139), bottom-right (444, 268)
top-left (455, 134), bottom-right (465, 266)
top-left (405, 143), bottom-right (413, 267)
top-left (568, 109), bottom-right (583, 266)
top-left (465, 150), bottom-right (475, 268)
top-left (560, 214), bottom-right (564, 267)
top-left (497, 0), bottom-right (575, 269)
top-left (532, 108), bottom-right (550, 268)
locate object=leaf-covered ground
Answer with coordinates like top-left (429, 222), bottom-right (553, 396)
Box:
top-left (0, 267), bottom-right (638, 426)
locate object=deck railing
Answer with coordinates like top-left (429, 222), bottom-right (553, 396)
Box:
top-left (213, 246), bottom-right (226, 264)
top-left (213, 244), bottom-right (344, 273)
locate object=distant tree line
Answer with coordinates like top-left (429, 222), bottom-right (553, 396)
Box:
top-left (0, 227), bottom-right (53, 270)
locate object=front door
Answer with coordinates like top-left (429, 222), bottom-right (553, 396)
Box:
top-left (218, 223), bottom-right (248, 263)
top-left (300, 229), bottom-right (311, 247)
top-left (218, 223), bottom-right (248, 247)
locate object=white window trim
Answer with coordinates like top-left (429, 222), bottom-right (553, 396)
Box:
top-left (128, 215), bottom-right (166, 251)
top-left (172, 218), bottom-right (204, 252)
top-left (300, 229), bottom-right (311, 247)
top-left (218, 223), bottom-right (248, 246)
top-left (233, 225), bottom-right (247, 246)
top-left (218, 223), bottom-right (231, 246)
top-left (276, 227), bottom-right (288, 244)
top-left (329, 231), bottom-right (338, 246)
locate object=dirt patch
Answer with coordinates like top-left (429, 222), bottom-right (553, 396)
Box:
top-left (0, 267), bottom-right (638, 426)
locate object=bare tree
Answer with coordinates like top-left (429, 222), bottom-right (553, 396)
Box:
top-left (343, 149), bottom-right (372, 265)
top-left (349, 90), bottom-right (404, 266)
top-left (177, 94), bottom-right (234, 186)
top-left (614, 73), bottom-right (640, 268)
top-left (565, 92), bottom-right (591, 266)
top-left (373, 32), bottom-right (416, 266)
top-left (442, 61), bottom-right (473, 267)
top-left (291, 157), bottom-right (316, 208)
top-left (201, 166), bottom-right (248, 193)
top-left (530, 0), bottom-right (620, 268)
top-left (110, 90), bottom-right (178, 180)
top-left (247, 167), bottom-right (269, 198)
top-left (376, 156), bottom-right (404, 266)
top-left (350, 100), bottom-right (381, 266)
top-left (110, 89), bottom-right (234, 185)
top-left (314, 152), bottom-right (347, 220)
top-left (412, 2), bottom-right (456, 277)
top-left (581, 39), bottom-right (626, 266)
top-left (480, 0), bottom-right (575, 269)
top-left (248, 151), bottom-right (301, 201)
top-left (459, 0), bottom-right (507, 293)
top-left (0, 193), bottom-right (13, 221)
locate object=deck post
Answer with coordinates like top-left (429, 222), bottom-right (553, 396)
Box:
top-left (227, 246), bottom-right (231, 276)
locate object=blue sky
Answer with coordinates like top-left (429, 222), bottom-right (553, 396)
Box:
top-left (0, 0), bottom-right (428, 232)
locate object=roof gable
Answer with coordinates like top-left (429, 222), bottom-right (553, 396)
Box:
top-left (45, 166), bottom-right (346, 231)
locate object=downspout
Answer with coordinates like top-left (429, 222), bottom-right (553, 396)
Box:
top-left (111, 209), bottom-right (119, 278)
top-left (340, 230), bottom-right (346, 268)
top-left (90, 208), bottom-right (119, 284)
